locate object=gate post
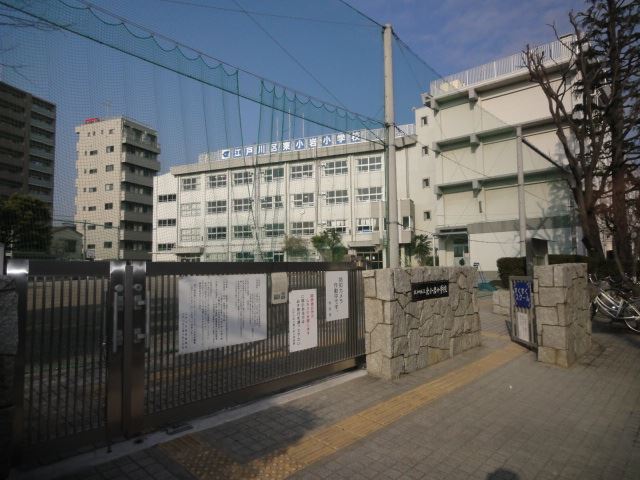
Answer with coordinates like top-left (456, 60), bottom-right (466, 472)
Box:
top-left (106, 261), bottom-right (126, 442)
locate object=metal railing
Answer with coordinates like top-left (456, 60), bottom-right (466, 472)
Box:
top-left (8, 259), bottom-right (365, 460)
top-left (430, 38), bottom-right (573, 96)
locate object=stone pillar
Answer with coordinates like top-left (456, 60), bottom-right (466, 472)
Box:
top-left (533, 263), bottom-right (591, 367)
top-left (0, 277), bottom-right (18, 478)
top-left (364, 267), bottom-right (481, 380)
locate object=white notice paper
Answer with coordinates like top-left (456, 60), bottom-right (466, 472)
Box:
top-left (325, 271), bottom-right (349, 322)
top-left (288, 289), bottom-right (318, 352)
top-left (178, 274), bottom-right (267, 354)
top-left (516, 312), bottom-right (530, 343)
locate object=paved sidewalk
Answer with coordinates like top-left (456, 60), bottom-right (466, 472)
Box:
top-left (19, 295), bottom-right (640, 480)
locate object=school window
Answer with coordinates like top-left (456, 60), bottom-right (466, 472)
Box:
top-left (207, 200), bottom-right (227, 214)
top-left (233, 198), bottom-right (252, 212)
top-left (106, 146), bottom-right (115, 153)
top-left (105, 165), bottom-right (114, 172)
top-left (86, 224), bottom-right (96, 230)
top-left (423, 211), bottom-right (432, 221)
top-left (233, 171), bottom-right (253, 185)
top-left (180, 228), bottom-right (200, 242)
top-left (233, 225), bottom-right (253, 239)
top-left (89, 150), bottom-right (98, 156)
top-left (323, 160), bottom-right (348, 175)
top-left (356, 156), bottom-right (382, 172)
top-left (207, 174), bottom-right (227, 189)
top-left (264, 223), bottom-right (285, 238)
top-left (88, 206), bottom-right (96, 211)
top-left (180, 202), bottom-right (201, 217)
top-left (260, 195), bottom-right (283, 209)
top-left (290, 221), bottom-right (314, 236)
top-left (356, 187), bottom-right (382, 202)
top-left (326, 190), bottom-right (348, 204)
top-left (181, 177), bottom-right (199, 191)
top-left (262, 167), bottom-right (284, 182)
top-left (290, 164), bottom-right (313, 179)
top-left (207, 226), bottom-right (227, 240)
top-left (89, 168), bottom-right (97, 174)
top-left (422, 146), bottom-right (429, 156)
top-left (421, 116), bottom-right (428, 126)
top-left (158, 218), bottom-right (176, 227)
top-left (87, 187), bottom-right (97, 193)
top-left (326, 219), bottom-right (347, 234)
top-left (104, 222), bottom-right (113, 229)
top-left (235, 252), bottom-right (254, 262)
top-left (157, 243), bottom-right (175, 251)
top-left (292, 193), bottom-right (314, 208)
top-left (356, 218), bottom-right (379, 233)
top-left (103, 242), bottom-right (112, 249)
top-left (158, 194), bottom-right (176, 202)
top-left (422, 178), bottom-right (430, 188)
top-left (262, 251), bottom-right (285, 262)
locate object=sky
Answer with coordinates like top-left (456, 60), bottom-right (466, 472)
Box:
top-left (0, 0), bottom-right (586, 220)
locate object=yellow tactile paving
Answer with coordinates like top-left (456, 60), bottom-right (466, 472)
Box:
top-left (161, 342), bottom-right (526, 479)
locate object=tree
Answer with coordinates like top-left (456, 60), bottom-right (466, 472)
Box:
top-left (283, 235), bottom-right (309, 260)
top-left (524, 0), bottom-right (640, 272)
top-left (311, 230), bottom-right (347, 262)
top-left (0, 194), bottom-right (52, 255)
top-left (405, 234), bottom-right (432, 266)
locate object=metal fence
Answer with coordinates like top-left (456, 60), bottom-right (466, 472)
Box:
top-left (7, 259), bottom-right (365, 460)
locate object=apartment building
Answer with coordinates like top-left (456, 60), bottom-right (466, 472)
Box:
top-left (74, 117), bottom-right (160, 260)
top-left (415, 37), bottom-right (582, 271)
top-left (0, 81), bottom-right (56, 208)
top-left (152, 127), bottom-right (417, 265)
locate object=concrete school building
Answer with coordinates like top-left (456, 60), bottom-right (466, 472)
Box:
top-left (152, 37), bottom-right (583, 273)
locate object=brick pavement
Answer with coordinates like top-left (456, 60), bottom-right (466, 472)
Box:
top-left (23, 295), bottom-right (640, 480)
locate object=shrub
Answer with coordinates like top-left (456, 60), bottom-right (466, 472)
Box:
top-left (496, 257), bottom-right (526, 288)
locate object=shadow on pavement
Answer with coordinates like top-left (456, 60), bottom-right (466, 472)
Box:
top-left (486, 468), bottom-right (520, 479)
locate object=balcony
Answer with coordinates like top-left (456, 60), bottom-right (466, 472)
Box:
top-left (121, 170), bottom-right (154, 187)
top-left (30, 102), bottom-right (55, 118)
top-left (29, 147), bottom-right (53, 161)
top-left (120, 210), bottom-right (152, 223)
top-left (119, 249), bottom-right (151, 261)
top-left (27, 176), bottom-right (53, 189)
top-left (29, 162), bottom-right (53, 175)
top-left (121, 152), bottom-right (160, 172)
top-left (30, 131), bottom-right (55, 146)
top-left (30, 117), bottom-right (55, 132)
top-left (121, 190), bottom-right (153, 206)
top-left (122, 134), bottom-right (160, 153)
top-left (120, 229), bottom-right (152, 242)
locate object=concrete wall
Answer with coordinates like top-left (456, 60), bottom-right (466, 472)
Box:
top-left (364, 267), bottom-right (481, 380)
top-left (534, 263), bottom-right (591, 367)
top-left (0, 277), bottom-right (17, 477)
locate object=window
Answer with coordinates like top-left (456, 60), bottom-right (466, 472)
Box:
top-left (326, 190), bottom-right (348, 204)
top-left (421, 115), bottom-right (428, 126)
top-left (158, 194), bottom-right (176, 202)
top-left (105, 184), bottom-right (114, 191)
top-left (233, 171), bottom-right (253, 185)
top-left (180, 228), bottom-right (200, 242)
top-left (158, 218), bottom-right (176, 227)
top-left (104, 222), bottom-right (113, 229)
top-left (422, 178), bottom-right (430, 188)
top-left (423, 211), bottom-right (431, 221)
top-left (105, 165), bottom-right (114, 172)
top-left (356, 187), bottom-right (382, 202)
top-left (356, 156), bottom-right (382, 172)
top-left (233, 225), bottom-right (252, 239)
top-left (179, 254), bottom-right (201, 262)
top-left (204, 252), bottom-right (227, 261)
top-left (87, 244), bottom-right (96, 249)
top-left (262, 251), bottom-right (284, 262)
top-left (88, 168), bottom-right (97, 174)
top-left (402, 216), bottom-right (411, 229)
top-left (181, 177), bottom-right (199, 191)
top-left (262, 167), bottom-right (284, 182)
top-left (106, 146), bottom-right (115, 153)
top-left (207, 174), bottom-right (227, 189)
top-left (108, 129), bottom-right (114, 134)
top-left (233, 198), bottom-right (253, 212)
top-left (356, 218), bottom-right (379, 233)
top-left (157, 243), bottom-right (175, 251)
top-left (104, 242), bottom-right (112, 249)
top-left (260, 195), bottom-right (283, 210)
top-left (207, 226), bottom-right (227, 240)
top-left (422, 146), bottom-right (429, 156)
top-left (290, 164), bottom-right (313, 179)
top-left (207, 200), bottom-right (227, 214)
top-left (180, 202), bottom-right (201, 217)
top-left (235, 252), bottom-right (254, 262)
top-left (88, 187), bottom-right (97, 193)
top-left (478, 201), bottom-right (483, 214)
top-left (88, 206), bottom-right (96, 211)
top-left (290, 221), bottom-right (314, 236)
top-left (323, 160), bottom-right (348, 175)
top-left (326, 219), bottom-right (347, 234)
top-left (87, 224), bottom-right (96, 230)
top-left (264, 223), bottom-right (285, 237)
top-left (292, 193), bottom-right (314, 208)
top-left (89, 150), bottom-right (98, 156)
top-left (105, 203), bottom-right (113, 210)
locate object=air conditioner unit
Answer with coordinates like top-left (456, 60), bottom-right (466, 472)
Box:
top-left (320, 191), bottom-right (327, 196)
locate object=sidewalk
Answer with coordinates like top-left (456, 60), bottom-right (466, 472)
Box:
top-left (20, 295), bottom-right (640, 480)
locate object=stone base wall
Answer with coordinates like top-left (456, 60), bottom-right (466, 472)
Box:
top-left (364, 267), bottom-right (481, 380)
top-left (533, 264), bottom-right (591, 367)
top-left (492, 290), bottom-right (510, 315)
top-left (0, 277), bottom-right (17, 478)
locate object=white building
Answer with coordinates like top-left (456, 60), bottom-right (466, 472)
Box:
top-left (75, 117), bottom-right (160, 260)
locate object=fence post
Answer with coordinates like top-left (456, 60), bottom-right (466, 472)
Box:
top-left (106, 261), bottom-right (126, 443)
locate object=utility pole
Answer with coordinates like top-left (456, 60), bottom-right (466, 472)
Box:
top-left (383, 24), bottom-right (399, 268)
top-left (516, 126), bottom-right (527, 257)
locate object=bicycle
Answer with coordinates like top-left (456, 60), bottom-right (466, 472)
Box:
top-left (589, 274), bottom-right (640, 333)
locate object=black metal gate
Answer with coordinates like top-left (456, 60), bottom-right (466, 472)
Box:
top-left (8, 260), bottom-right (365, 460)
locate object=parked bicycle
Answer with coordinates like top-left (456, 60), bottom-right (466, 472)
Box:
top-left (589, 274), bottom-right (640, 333)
